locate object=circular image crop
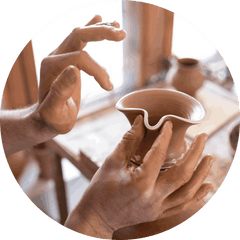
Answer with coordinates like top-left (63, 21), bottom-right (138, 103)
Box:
top-left (1, 1), bottom-right (239, 240)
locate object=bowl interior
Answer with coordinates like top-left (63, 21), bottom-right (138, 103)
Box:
top-left (117, 89), bottom-right (204, 126)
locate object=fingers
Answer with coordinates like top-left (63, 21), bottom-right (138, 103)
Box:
top-left (73, 24), bottom-right (126, 43)
top-left (162, 155), bottom-right (215, 210)
top-left (50, 16), bottom-right (125, 55)
top-left (140, 121), bottom-right (173, 179)
top-left (158, 132), bottom-right (208, 196)
top-left (75, 51), bottom-right (113, 90)
top-left (41, 51), bottom-right (113, 92)
top-left (109, 115), bottom-right (145, 164)
top-left (85, 15), bottom-right (120, 28)
top-left (39, 66), bottom-right (80, 133)
top-left (159, 183), bottom-right (213, 219)
top-left (181, 132), bottom-right (208, 170)
top-left (47, 66), bottom-right (80, 107)
top-left (96, 21), bottom-right (120, 28)
top-left (85, 15), bottom-right (102, 26)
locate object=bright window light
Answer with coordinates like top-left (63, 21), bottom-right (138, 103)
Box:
top-left (172, 13), bottom-right (217, 60)
top-left (32, 0), bottom-right (123, 107)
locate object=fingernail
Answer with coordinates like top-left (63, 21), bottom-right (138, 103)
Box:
top-left (202, 133), bottom-right (208, 142)
top-left (133, 115), bottom-right (142, 126)
top-left (65, 66), bottom-right (77, 83)
top-left (70, 76), bottom-right (76, 83)
top-left (205, 186), bottom-right (213, 194)
top-left (94, 15), bottom-right (102, 22)
top-left (208, 156), bottom-right (215, 165)
top-left (118, 29), bottom-right (127, 38)
top-left (108, 82), bottom-right (114, 90)
top-left (160, 121), bottom-right (172, 133)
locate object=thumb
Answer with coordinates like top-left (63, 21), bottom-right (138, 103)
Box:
top-left (49, 66), bottom-right (80, 107)
top-left (111, 115), bottom-right (145, 163)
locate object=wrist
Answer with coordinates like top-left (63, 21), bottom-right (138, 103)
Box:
top-left (1, 103), bottom-right (57, 155)
top-left (65, 202), bottom-right (114, 238)
top-left (27, 104), bottom-right (57, 143)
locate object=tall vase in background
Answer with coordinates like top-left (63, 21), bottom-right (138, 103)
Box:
top-left (171, 58), bottom-right (205, 97)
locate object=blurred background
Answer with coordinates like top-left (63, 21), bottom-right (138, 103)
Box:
top-left (1, 0), bottom-right (239, 238)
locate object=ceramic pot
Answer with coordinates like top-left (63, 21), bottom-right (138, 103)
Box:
top-left (116, 88), bottom-right (205, 169)
top-left (171, 58), bottom-right (205, 97)
top-left (229, 123), bottom-right (239, 156)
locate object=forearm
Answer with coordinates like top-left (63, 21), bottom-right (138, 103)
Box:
top-left (0, 104), bottom-right (57, 156)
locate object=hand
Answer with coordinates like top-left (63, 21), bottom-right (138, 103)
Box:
top-left (65, 115), bottom-right (214, 238)
top-left (36, 15), bottom-right (126, 134)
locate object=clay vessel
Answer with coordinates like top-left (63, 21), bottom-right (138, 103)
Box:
top-left (171, 58), bottom-right (205, 97)
top-left (116, 89), bottom-right (205, 169)
top-left (229, 123), bottom-right (239, 155)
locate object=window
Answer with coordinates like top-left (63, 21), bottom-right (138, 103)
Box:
top-left (32, 1), bottom-right (219, 119)
top-left (172, 13), bottom-right (217, 60)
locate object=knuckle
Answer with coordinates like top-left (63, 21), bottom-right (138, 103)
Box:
top-left (196, 192), bottom-right (203, 201)
top-left (102, 157), bottom-right (117, 171)
top-left (151, 148), bottom-right (167, 160)
top-left (181, 168), bottom-right (192, 184)
top-left (140, 186), bottom-right (153, 200)
top-left (50, 81), bottom-right (63, 98)
top-left (129, 171), bottom-right (139, 182)
top-left (40, 57), bottom-right (50, 70)
top-left (184, 192), bottom-right (194, 202)
top-left (103, 156), bottom-right (114, 167)
top-left (137, 171), bottom-right (148, 183)
top-left (202, 170), bottom-right (210, 179)
top-left (133, 167), bottom-right (146, 181)
top-left (77, 51), bottom-right (90, 68)
top-left (78, 50), bottom-right (89, 59)
top-left (163, 166), bottom-right (178, 183)
top-left (180, 204), bottom-right (188, 212)
top-left (123, 130), bottom-right (137, 141)
top-left (72, 27), bottom-right (79, 34)
top-left (141, 192), bottom-right (150, 203)
top-left (158, 149), bottom-right (167, 160)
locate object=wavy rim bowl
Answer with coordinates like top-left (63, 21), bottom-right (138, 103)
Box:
top-left (116, 88), bottom-right (205, 131)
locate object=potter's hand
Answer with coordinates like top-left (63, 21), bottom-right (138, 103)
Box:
top-left (36, 15), bottom-right (126, 134)
top-left (64, 115), bottom-right (214, 238)
top-left (157, 133), bottom-right (214, 219)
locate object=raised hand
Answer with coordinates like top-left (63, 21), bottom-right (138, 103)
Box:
top-left (65, 115), bottom-right (214, 238)
top-left (37, 15), bottom-right (126, 133)
top-left (1, 16), bottom-right (126, 155)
